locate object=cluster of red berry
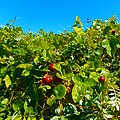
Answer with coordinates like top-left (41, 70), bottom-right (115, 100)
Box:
top-left (42, 63), bottom-right (61, 84)
top-left (41, 63), bottom-right (105, 85)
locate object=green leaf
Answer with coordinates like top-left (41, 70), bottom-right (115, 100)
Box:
top-left (40, 117), bottom-right (44, 120)
top-left (42, 49), bottom-right (49, 61)
top-left (33, 55), bottom-right (40, 65)
top-left (1, 98), bottom-right (9, 105)
top-left (31, 118), bottom-right (37, 120)
top-left (103, 26), bottom-right (111, 35)
top-left (56, 72), bottom-right (66, 80)
top-left (53, 84), bottom-right (67, 99)
top-left (2, 44), bottom-right (11, 52)
top-left (23, 117), bottom-right (26, 120)
top-left (46, 95), bottom-right (56, 106)
top-left (21, 69), bottom-right (30, 76)
top-left (0, 108), bottom-right (6, 112)
top-left (102, 39), bottom-right (111, 56)
top-left (72, 84), bottom-right (82, 103)
top-left (50, 116), bottom-right (60, 120)
top-left (84, 78), bottom-right (96, 87)
top-left (25, 106), bottom-right (33, 113)
top-left (0, 117), bottom-right (3, 120)
top-left (54, 63), bottom-right (62, 75)
top-left (42, 49), bottom-right (47, 60)
top-left (110, 39), bottom-right (119, 56)
top-left (5, 116), bottom-right (12, 120)
top-left (61, 116), bottom-right (68, 120)
top-left (94, 49), bottom-right (102, 57)
top-left (27, 117), bottom-right (31, 120)
top-left (0, 113), bottom-right (5, 117)
top-left (11, 111), bottom-right (21, 120)
top-left (17, 64), bottom-right (27, 68)
top-left (12, 101), bottom-right (21, 111)
top-left (0, 78), bottom-right (2, 84)
top-left (3, 75), bottom-right (11, 88)
top-left (14, 116), bottom-right (22, 120)
top-left (43, 85), bottom-right (51, 89)
top-left (101, 68), bottom-right (110, 77)
top-left (73, 26), bottom-right (83, 35)
top-left (24, 101), bottom-right (28, 111)
top-left (76, 16), bottom-right (83, 27)
top-left (116, 44), bottom-right (120, 48)
top-left (71, 74), bottom-right (83, 85)
top-left (65, 73), bottom-right (74, 81)
top-left (89, 72), bottom-right (99, 82)
top-left (17, 63), bottom-right (32, 69)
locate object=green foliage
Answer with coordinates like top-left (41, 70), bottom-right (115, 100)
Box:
top-left (0, 16), bottom-right (120, 120)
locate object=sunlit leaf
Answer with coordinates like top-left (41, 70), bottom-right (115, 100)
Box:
top-left (33, 55), bottom-right (40, 65)
top-left (3, 75), bottom-right (11, 88)
top-left (2, 44), bottom-right (11, 52)
top-left (56, 72), bottom-right (66, 80)
top-left (72, 84), bottom-right (82, 103)
top-left (76, 16), bottom-right (83, 27)
top-left (21, 69), bottom-right (30, 76)
top-left (1, 98), bottom-right (9, 105)
top-left (101, 68), bottom-right (110, 77)
top-left (73, 26), bottom-right (83, 35)
top-left (17, 63), bottom-right (32, 69)
top-left (102, 39), bottom-right (111, 56)
top-left (46, 95), bottom-right (56, 106)
top-left (84, 78), bottom-right (96, 87)
top-left (40, 117), bottom-right (44, 120)
top-left (54, 63), bottom-right (62, 74)
top-left (50, 116), bottom-right (60, 120)
top-left (12, 100), bottom-right (21, 111)
top-left (0, 113), bottom-right (5, 117)
top-left (27, 117), bottom-right (31, 120)
top-left (0, 78), bottom-right (2, 84)
top-left (71, 74), bottom-right (83, 85)
top-left (89, 72), bottom-right (99, 82)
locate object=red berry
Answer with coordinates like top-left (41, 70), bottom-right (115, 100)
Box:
top-left (99, 76), bottom-right (105, 82)
top-left (49, 63), bottom-right (55, 71)
top-left (42, 75), bottom-right (52, 84)
top-left (112, 29), bottom-right (116, 34)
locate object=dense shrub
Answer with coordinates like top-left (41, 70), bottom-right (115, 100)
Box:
top-left (0, 16), bottom-right (120, 120)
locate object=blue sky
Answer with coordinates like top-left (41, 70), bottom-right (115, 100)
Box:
top-left (0, 0), bottom-right (120, 33)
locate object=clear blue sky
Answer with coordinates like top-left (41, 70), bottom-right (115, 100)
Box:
top-left (0, 0), bottom-right (120, 33)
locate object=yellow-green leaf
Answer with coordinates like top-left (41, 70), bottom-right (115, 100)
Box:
top-left (0, 78), bottom-right (2, 84)
top-left (2, 44), bottom-right (11, 52)
top-left (17, 64), bottom-right (27, 68)
top-left (76, 16), bottom-right (83, 26)
top-left (40, 117), bottom-right (44, 120)
top-left (1, 98), bottom-right (9, 105)
top-left (17, 63), bottom-right (32, 69)
top-left (31, 118), bottom-right (37, 120)
top-left (3, 75), bottom-right (11, 88)
top-left (27, 117), bottom-right (31, 120)
top-left (46, 95), bottom-right (56, 106)
top-left (73, 26), bottom-right (83, 35)
top-left (33, 55), bottom-right (39, 64)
